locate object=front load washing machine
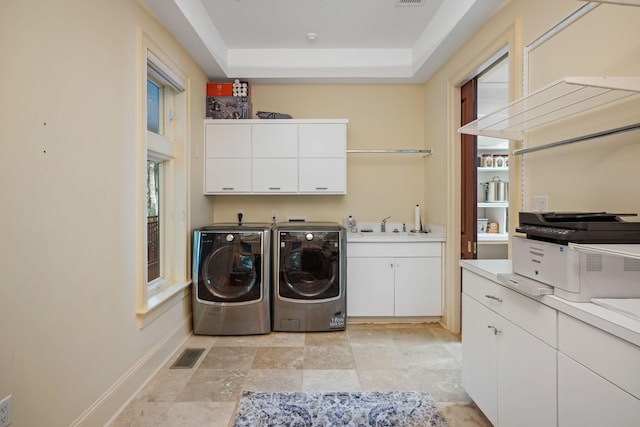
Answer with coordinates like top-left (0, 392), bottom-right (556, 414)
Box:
top-left (192, 223), bottom-right (271, 335)
top-left (272, 222), bottom-right (346, 332)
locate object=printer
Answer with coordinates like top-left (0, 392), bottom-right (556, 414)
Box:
top-left (499, 212), bottom-right (640, 302)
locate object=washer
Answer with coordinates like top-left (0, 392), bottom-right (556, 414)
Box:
top-left (272, 222), bottom-right (346, 332)
top-left (192, 223), bottom-right (271, 335)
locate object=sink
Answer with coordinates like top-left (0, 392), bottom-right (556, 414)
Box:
top-left (348, 231), bottom-right (433, 242)
top-left (358, 231), bottom-right (414, 237)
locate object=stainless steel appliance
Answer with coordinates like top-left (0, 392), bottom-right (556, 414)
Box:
top-left (192, 223), bottom-right (271, 335)
top-left (272, 222), bottom-right (346, 332)
top-left (498, 212), bottom-right (640, 301)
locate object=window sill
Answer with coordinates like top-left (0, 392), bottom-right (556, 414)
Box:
top-left (137, 281), bottom-right (191, 329)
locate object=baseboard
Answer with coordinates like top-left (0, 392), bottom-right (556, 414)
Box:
top-left (71, 316), bottom-right (192, 426)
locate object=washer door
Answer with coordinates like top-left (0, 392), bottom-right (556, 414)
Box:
top-left (279, 231), bottom-right (341, 300)
top-left (196, 232), bottom-right (263, 303)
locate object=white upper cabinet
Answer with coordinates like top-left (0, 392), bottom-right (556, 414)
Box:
top-left (203, 119), bottom-right (348, 195)
top-left (298, 123), bottom-right (347, 193)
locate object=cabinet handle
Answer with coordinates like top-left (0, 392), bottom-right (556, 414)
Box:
top-left (487, 325), bottom-right (502, 336)
top-left (268, 187), bottom-right (281, 190)
top-left (484, 294), bottom-right (503, 303)
top-left (222, 187), bottom-right (234, 190)
top-left (315, 187), bottom-right (328, 190)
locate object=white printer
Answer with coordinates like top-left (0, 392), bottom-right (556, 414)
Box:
top-left (498, 212), bottom-right (640, 302)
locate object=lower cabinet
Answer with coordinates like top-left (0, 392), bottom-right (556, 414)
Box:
top-left (461, 269), bottom-right (557, 427)
top-left (558, 313), bottom-right (640, 427)
top-left (347, 242), bottom-right (442, 317)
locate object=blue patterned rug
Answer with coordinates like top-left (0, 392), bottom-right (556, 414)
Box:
top-left (232, 391), bottom-right (450, 426)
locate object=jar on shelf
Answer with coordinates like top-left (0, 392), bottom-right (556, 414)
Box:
top-left (481, 154), bottom-right (493, 168)
top-left (494, 155), bottom-right (505, 168)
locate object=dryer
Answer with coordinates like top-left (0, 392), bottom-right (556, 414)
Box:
top-left (192, 223), bottom-right (271, 335)
top-left (272, 222), bottom-right (346, 332)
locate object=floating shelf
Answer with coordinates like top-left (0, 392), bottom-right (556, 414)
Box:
top-left (458, 76), bottom-right (640, 141)
top-left (478, 202), bottom-right (508, 208)
top-left (347, 149), bottom-right (432, 155)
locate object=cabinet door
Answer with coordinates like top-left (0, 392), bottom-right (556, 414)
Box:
top-left (252, 158), bottom-right (298, 193)
top-left (498, 317), bottom-right (557, 427)
top-left (394, 257), bottom-right (441, 316)
top-left (299, 123), bottom-right (346, 157)
top-left (299, 158), bottom-right (346, 193)
top-left (204, 158), bottom-right (252, 193)
top-left (461, 294), bottom-right (498, 425)
top-left (252, 124), bottom-right (298, 158)
top-left (205, 123), bottom-right (251, 157)
top-left (346, 257), bottom-right (394, 317)
top-left (558, 353), bottom-right (640, 427)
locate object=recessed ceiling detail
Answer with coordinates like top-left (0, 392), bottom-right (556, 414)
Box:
top-left (144, 0), bottom-right (506, 83)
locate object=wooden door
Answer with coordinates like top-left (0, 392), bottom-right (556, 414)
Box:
top-left (460, 79), bottom-right (478, 259)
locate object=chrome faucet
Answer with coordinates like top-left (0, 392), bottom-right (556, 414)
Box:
top-left (381, 216), bottom-right (391, 232)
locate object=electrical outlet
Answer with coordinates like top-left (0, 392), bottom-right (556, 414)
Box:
top-left (532, 196), bottom-right (548, 212)
top-left (0, 395), bottom-right (12, 427)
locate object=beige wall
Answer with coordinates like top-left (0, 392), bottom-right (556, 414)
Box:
top-left (423, 0), bottom-right (640, 332)
top-left (210, 84), bottom-right (428, 226)
top-left (0, 0), bottom-right (209, 425)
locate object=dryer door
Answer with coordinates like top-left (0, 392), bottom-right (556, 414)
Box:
top-left (196, 231), bottom-right (264, 303)
top-left (278, 231), bottom-right (341, 301)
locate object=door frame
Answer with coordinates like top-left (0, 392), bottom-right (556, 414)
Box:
top-left (442, 24), bottom-right (520, 334)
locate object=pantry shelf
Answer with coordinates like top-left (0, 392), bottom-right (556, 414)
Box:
top-left (458, 76), bottom-right (640, 141)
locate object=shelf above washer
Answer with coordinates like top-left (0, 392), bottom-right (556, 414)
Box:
top-left (458, 76), bottom-right (640, 141)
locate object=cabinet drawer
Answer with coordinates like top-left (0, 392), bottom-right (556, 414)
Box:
top-left (559, 313), bottom-right (640, 399)
top-left (347, 242), bottom-right (441, 258)
top-left (462, 269), bottom-right (557, 347)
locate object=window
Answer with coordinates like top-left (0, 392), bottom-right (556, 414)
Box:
top-left (137, 36), bottom-right (189, 327)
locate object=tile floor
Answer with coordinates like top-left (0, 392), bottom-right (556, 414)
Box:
top-left (110, 323), bottom-right (492, 426)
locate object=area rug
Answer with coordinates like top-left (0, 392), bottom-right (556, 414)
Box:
top-left (232, 391), bottom-right (450, 426)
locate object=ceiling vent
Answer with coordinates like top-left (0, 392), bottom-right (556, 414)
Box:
top-left (396, 0), bottom-right (424, 6)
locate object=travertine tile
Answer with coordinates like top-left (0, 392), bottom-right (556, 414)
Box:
top-left (303, 346), bottom-right (355, 369)
top-left (110, 401), bottom-right (172, 426)
top-left (357, 369), bottom-right (417, 391)
top-left (351, 345), bottom-right (403, 370)
top-left (397, 345), bottom-right (461, 369)
top-left (410, 368), bottom-right (471, 402)
top-left (175, 369), bottom-right (248, 402)
top-left (305, 330), bottom-right (349, 346)
top-left (251, 346), bottom-right (304, 369)
top-left (243, 369), bottom-right (303, 392)
top-left (439, 402), bottom-right (493, 427)
top-left (199, 346), bottom-right (256, 369)
top-left (302, 369), bottom-right (361, 391)
top-left (111, 323), bottom-right (492, 426)
top-left (162, 402), bottom-right (236, 427)
top-left (134, 369), bottom-right (195, 402)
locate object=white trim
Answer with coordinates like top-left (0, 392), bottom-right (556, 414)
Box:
top-left (137, 281), bottom-right (191, 329)
top-left (147, 50), bottom-right (186, 92)
top-left (70, 317), bottom-right (191, 427)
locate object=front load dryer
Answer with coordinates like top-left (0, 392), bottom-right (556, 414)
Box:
top-left (192, 223), bottom-right (271, 335)
top-left (272, 222), bottom-right (346, 332)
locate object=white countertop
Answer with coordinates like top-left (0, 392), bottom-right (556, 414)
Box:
top-left (459, 259), bottom-right (640, 348)
top-left (347, 223), bottom-right (446, 243)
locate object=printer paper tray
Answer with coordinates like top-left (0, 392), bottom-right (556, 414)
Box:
top-left (497, 273), bottom-right (554, 297)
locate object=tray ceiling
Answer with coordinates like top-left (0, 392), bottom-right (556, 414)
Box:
top-left (144, 0), bottom-right (507, 83)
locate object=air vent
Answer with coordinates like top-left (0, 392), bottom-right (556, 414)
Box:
top-left (586, 254), bottom-right (603, 272)
top-left (624, 257), bottom-right (640, 272)
top-left (396, 0), bottom-right (424, 6)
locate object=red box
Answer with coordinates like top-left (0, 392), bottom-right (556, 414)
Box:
top-left (206, 83), bottom-right (233, 97)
